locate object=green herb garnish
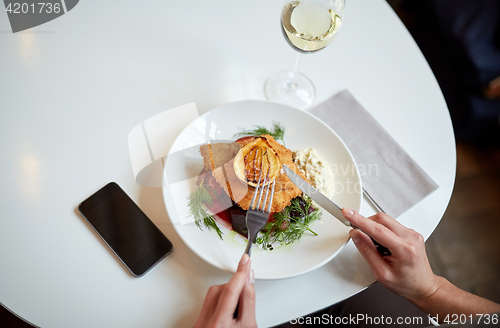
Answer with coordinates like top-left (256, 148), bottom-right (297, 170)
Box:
top-left (234, 122), bottom-right (286, 145)
top-left (255, 196), bottom-right (321, 251)
top-left (187, 180), bottom-right (224, 240)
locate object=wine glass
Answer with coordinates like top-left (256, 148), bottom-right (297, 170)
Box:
top-left (265, 0), bottom-right (345, 110)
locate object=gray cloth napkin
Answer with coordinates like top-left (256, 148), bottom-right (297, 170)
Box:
top-left (309, 90), bottom-right (438, 218)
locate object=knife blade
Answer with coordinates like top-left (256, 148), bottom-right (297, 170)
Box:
top-left (282, 164), bottom-right (350, 226)
top-left (283, 164), bottom-right (391, 256)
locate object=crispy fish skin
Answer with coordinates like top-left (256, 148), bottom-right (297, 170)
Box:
top-left (199, 135), bottom-right (307, 213)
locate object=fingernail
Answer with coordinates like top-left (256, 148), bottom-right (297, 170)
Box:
top-left (350, 229), bottom-right (360, 244)
top-left (343, 208), bottom-right (354, 217)
top-left (240, 254), bottom-right (249, 266)
top-left (248, 270), bottom-right (255, 284)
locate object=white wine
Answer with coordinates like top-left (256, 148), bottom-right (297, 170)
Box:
top-left (281, 1), bottom-right (342, 53)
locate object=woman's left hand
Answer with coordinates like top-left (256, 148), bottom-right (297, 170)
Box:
top-left (193, 254), bottom-right (257, 328)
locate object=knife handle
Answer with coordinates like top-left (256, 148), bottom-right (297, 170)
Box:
top-left (352, 226), bottom-right (392, 257)
top-left (369, 236), bottom-right (392, 257)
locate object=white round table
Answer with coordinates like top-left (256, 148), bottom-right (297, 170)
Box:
top-left (0, 0), bottom-right (455, 327)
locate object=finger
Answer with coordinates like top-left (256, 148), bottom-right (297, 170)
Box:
top-left (238, 270), bottom-right (257, 325)
top-left (215, 254), bottom-right (251, 318)
top-left (194, 285), bottom-right (223, 327)
top-left (368, 212), bottom-right (408, 237)
top-left (350, 229), bottom-right (392, 280)
top-left (343, 208), bottom-right (402, 250)
top-left (368, 212), bottom-right (406, 234)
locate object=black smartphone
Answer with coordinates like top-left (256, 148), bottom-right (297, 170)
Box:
top-left (78, 182), bottom-right (173, 277)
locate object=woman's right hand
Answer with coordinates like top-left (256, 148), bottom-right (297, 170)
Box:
top-left (342, 208), bottom-right (439, 303)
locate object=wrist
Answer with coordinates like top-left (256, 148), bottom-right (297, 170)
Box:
top-left (408, 274), bottom-right (444, 306)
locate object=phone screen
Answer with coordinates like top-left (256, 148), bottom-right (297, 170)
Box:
top-left (78, 182), bottom-right (173, 277)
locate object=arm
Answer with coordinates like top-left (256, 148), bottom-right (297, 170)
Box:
top-left (342, 208), bottom-right (500, 322)
top-left (413, 276), bottom-right (500, 319)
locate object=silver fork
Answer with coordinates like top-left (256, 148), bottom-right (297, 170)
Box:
top-left (234, 171), bottom-right (275, 318)
top-left (233, 174), bottom-right (275, 319)
top-left (244, 171), bottom-right (276, 257)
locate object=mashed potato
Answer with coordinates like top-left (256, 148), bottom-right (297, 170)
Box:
top-left (292, 148), bottom-right (334, 206)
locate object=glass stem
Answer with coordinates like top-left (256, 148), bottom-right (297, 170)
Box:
top-left (286, 53), bottom-right (304, 90)
top-left (292, 53), bottom-right (304, 78)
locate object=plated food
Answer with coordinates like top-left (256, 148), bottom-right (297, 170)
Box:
top-left (162, 100), bottom-right (360, 279)
top-left (188, 124), bottom-right (335, 251)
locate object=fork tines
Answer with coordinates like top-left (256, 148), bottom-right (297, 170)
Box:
top-left (244, 168), bottom-right (275, 257)
top-left (250, 171), bottom-right (275, 213)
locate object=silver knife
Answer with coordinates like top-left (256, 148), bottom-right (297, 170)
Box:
top-left (283, 164), bottom-right (391, 256)
top-left (282, 164), bottom-right (350, 226)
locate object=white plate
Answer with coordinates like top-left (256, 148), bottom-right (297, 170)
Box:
top-left (162, 100), bottom-right (361, 280)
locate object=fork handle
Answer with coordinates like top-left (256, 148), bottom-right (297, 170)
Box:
top-left (361, 189), bottom-right (391, 256)
top-left (244, 232), bottom-right (256, 257)
top-left (235, 235), bottom-right (254, 319)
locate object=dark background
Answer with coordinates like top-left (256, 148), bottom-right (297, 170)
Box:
top-left (388, 0), bottom-right (500, 304)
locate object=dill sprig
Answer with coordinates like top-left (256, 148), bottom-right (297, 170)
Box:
top-left (255, 196), bottom-right (321, 251)
top-left (187, 180), bottom-right (224, 240)
top-left (234, 122), bottom-right (286, 145)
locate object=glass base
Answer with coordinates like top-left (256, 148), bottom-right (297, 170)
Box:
top-left (264, 69), bottom-right (316, 110)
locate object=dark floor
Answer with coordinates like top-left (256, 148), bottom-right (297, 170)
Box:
top-left (425, 142), bottom-right (500, 304)
top-left (0, 304), bottom-right (36, 328)
top-left (387, 0), bottom-right (500, 305)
